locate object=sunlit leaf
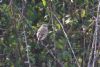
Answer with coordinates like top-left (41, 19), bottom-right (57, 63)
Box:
top-left (11, 64), bottom-right (14, 67)
top-left (81, 9), bottom-right (86, 18)
top-left (56, 24), bottom-right (61, 29)
top-left (65, 18), bottom-right (71, 24)
top-left (78, 57), bottom-right (82, 63)
top-left (42, 0), bottom-right (47, 6)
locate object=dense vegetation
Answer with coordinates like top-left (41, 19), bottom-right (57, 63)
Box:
top-left (0, 0), bottom-right (100, 67)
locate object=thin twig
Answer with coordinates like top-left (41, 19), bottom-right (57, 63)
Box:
top-left (53, 13), bottom-right (80, 67)
top-left (23, 25), bottom-right (31, 67)
top-left (88, 1), bottom-right (100, 67)
top-left (92, 0), bottom-right (100, 67)
top-left (21, 0), bottom-right (31, 67)
top-left (41, 42), bottom-right (64, 67)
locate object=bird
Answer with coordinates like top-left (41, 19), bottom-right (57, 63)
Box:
top-left (36, 24), bottom-right (48, 42)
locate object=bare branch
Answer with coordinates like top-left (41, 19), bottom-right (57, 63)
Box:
top-left (41, 42), bottom-right (64, 67)
top-left (88, 1), bottom-right (100, 67)
top-left (53, 13), bottom-right (80, 67)
top-left (23, 25), bottom-right (31, 67)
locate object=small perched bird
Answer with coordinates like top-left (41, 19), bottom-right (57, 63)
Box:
top-left (36, 24), bottom-right (48, 42)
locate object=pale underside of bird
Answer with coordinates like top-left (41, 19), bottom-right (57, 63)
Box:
top-left (36, 24), bottom-right (48, 41)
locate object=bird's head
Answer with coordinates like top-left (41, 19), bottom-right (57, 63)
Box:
top-left (42, 24), bottom-right (48, 27)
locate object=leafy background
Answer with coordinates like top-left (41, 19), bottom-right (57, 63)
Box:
top-left (0, 0), bottom-right (100, 67)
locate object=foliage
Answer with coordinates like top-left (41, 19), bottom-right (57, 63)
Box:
top-left (0, 0), bottom-right (100, 67)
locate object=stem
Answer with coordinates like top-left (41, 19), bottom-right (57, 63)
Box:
top-left (53, 13), bottom-right (80, 67)
top-left (23, 25), bottom-right (31, 67)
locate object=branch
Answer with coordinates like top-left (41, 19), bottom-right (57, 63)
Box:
top-left (41, 42), bottom-right (64, 67)
top-left (88, 1), bottom-right (100, 67)
top-left (52, 13), bottom-right (80, 67)
top-left (20, 0), bottom-right (31, 67)
top-left (23, 25), bottom-right (31, 67)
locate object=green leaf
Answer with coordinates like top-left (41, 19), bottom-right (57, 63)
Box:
top-left (42, 0), bottom-right (47, 6)
top-left (81, 9), bottom-right (86, 18)
top-left (56, 24), bottom-right (61, 29)
top-left (56, 39), bottom-right (64, 49)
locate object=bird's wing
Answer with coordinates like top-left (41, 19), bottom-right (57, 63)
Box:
top-left (37, 27), bottom-right (48, 41)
